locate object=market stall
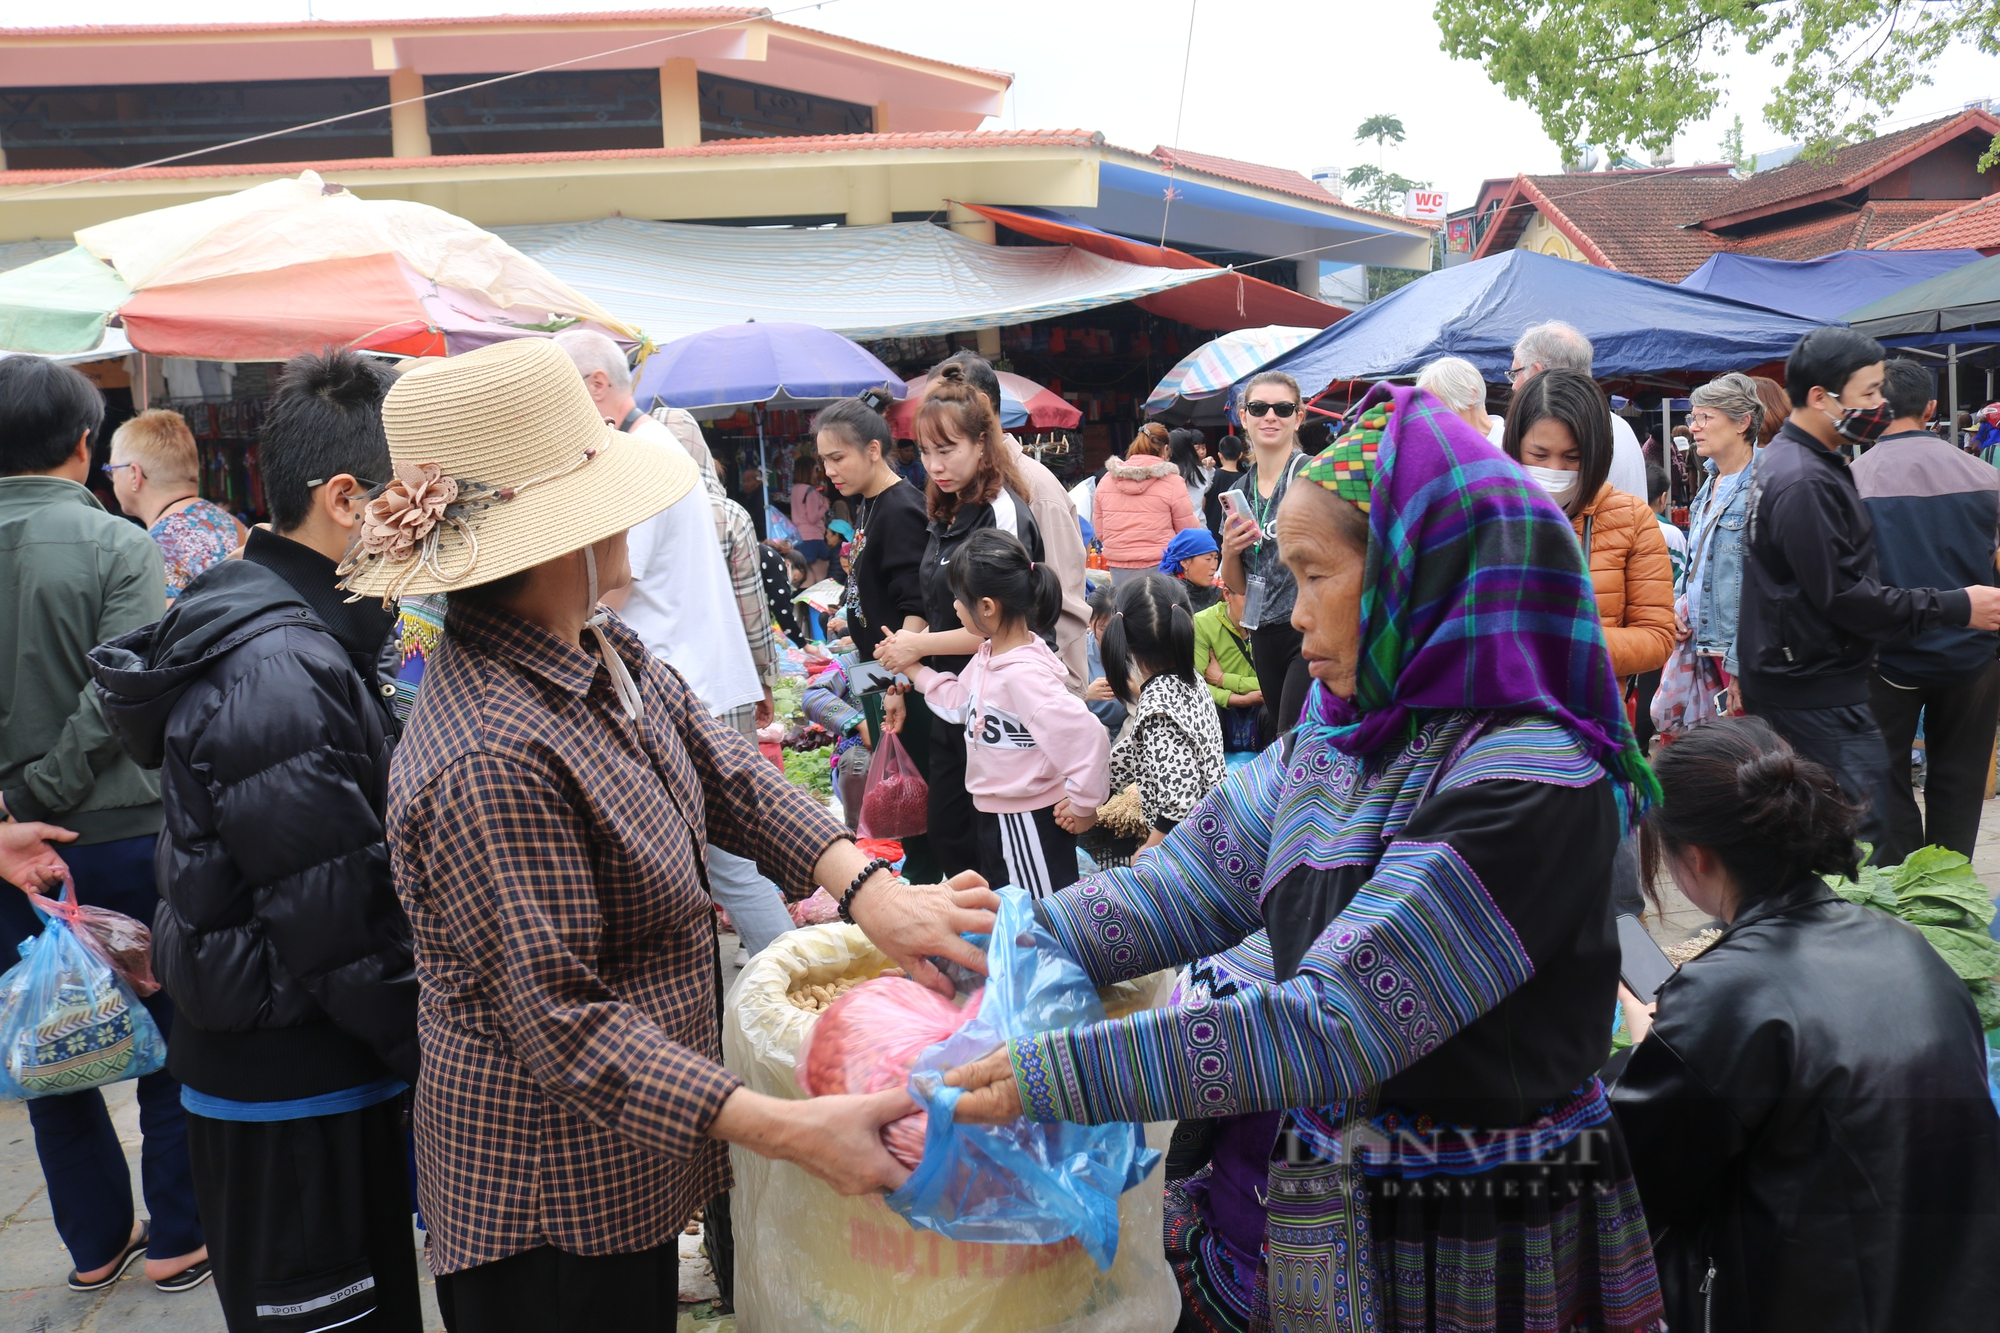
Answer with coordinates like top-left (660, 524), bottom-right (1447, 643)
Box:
top-left (1677, 248), bottom-right (1985, 321)
top-left (1844, 252), bottom-right (2000, 445)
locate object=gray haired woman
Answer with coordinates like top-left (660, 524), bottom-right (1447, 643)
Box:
top-left (1415, 355), bottom-right (1493, 437)
top-left (1680, 372), bottom-right (1765, 714)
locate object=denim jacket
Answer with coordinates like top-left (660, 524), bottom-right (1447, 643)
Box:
top-left (1685, 455), bottom-right (1756, 673)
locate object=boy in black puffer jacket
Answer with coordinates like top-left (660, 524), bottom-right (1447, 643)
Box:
top-left (91, 351), bottom-right (422, 1333)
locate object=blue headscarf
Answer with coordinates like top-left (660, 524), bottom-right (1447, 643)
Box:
top-left (1157, 526), bottom-right (1220, 575)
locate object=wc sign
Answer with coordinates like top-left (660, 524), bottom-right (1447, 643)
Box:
top-left (1403, 189), bottom-right (1449, 221)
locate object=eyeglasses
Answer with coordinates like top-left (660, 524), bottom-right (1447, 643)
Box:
top-left (1507, 364), bottom-right (1532, 383)
top-left (102, 462), bottom-right (137, 477)
top-left (1242, 400), bottom-right (1298, 419)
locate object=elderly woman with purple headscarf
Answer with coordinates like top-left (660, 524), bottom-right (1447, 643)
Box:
top-left (943, 386), bottom-right (1668, 1333)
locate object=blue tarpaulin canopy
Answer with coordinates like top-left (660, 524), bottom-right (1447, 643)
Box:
top-left (1678, 249), bottom-right (1985, 321)
top-left (1265, 249), bottom-right (1829, 395)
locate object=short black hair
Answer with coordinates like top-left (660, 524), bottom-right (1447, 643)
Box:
top-left (1785, 326), bottom-right (1884, 407)
top-left (934, 351), bottom-right (1003, 416)
top-left (1646, 460), bottom-right (1670, 504)
top-left (0, 356), bottom-right (105, 474)
top-left (947, 528), bottom-right (1061, 636)
top-left (1502, 368), bottom-right (1612, 518)
top-left (259, 350), bottom-right (395, 531)
top-left (1880, 359), bottom-right (1936, 424)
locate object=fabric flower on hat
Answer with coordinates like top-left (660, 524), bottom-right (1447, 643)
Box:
top-left (361, 462), bottom-right (458, 563)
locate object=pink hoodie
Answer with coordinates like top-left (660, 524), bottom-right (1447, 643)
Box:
top-left (911, 637), bottom-right (1110, 814)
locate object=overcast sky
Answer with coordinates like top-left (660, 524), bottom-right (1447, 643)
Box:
top-left (19, 0), bottom-right (2000, 208)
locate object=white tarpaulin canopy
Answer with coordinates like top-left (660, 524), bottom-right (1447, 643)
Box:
top-left (491, 217), bottom-right (1218, 344)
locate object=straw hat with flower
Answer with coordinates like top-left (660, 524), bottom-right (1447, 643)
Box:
top-left (337, 337), bottom-right (695, 602)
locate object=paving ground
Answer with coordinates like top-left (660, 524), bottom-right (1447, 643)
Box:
top-left (5, 804), bottom-right (1995, 1333)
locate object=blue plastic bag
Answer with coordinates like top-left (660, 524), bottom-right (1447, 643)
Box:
top-left (0, 890), bottom-right (166, 1100)
top-left (886, 887), bottom-right (1161, 1271)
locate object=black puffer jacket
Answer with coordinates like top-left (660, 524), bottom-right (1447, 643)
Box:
top-left (90, 531), bottom-right (417, 1100)
top-left (1610, 884), bottom-right (2000, 1332)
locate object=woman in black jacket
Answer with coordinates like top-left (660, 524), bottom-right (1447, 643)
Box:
top-left (875, 370), bottom-right (1043, 877)
top-left (1611, 717), bottom-right (2000, 1332)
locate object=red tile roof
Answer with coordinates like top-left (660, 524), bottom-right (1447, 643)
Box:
top-left (1731, 199), bottom-right (1969, 261)
top-left (0, 10), bottom-right (764, 35)
top-left (1870, 192), bottom-right (2000, 252)
top-left (1694, 110), bottom-right (2000, 228)
top-left (1474, 169), bottom-right (1738, 281)
top-left (0, 130), bottom-right (1108, 185)
top-left (1143, 146), bottom-right (1427, 227)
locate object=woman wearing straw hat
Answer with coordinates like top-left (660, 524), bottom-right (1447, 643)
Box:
top-left (339, 339), bottom-right (996, 1331)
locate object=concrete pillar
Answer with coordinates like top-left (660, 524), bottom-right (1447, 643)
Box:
top-left (976, 327), bottom-right (1002, 358)
top-left (660, 58), bottom-right (700, 148)
top-left (845, 166), bottom-right (891, 226)
top-left (946, 202), bottom-right (996, 245)
top-left (1295, 258), bottom-right (1320, 299)
top-left (388, 68), bottom-right (431, 159)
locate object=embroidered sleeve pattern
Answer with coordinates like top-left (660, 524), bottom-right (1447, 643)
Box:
top-left (1041, 744), bottom-right (1282, 985)
top-left (1015, 839), bottom-right (1533, 1125)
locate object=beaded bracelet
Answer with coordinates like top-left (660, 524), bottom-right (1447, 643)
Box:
top-left (837, 857), bottom-right (899, 924)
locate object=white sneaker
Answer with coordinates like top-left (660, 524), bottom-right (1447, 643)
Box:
top-left (734, 946), bottom-right (751, 968)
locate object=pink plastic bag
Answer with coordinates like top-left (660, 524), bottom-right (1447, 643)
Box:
top-left (857, 732), bottom-right (929, 840)
top-left (797, 976), bottom-right (981, 1168)
top-left (37, 888), bottom-right (159, 998)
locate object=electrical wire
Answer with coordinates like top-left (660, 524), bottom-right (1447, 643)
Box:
top-left (1, 0), bottom-right (850, 204)
top-left (1157, 0), bottom-right (1199, 249)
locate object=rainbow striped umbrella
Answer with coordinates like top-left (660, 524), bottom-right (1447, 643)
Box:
top-left (1145, 325), bottom-right (1322, 413)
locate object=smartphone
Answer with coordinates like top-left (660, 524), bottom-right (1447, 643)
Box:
top-left (1616, 913), bottom-right (1677, 1006)
top-left (1219, 489), bottom-right (1260, 540)
top-left (850, 658), bottom-right (899, 696)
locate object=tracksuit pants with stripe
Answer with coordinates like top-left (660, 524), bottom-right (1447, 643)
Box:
top-left (977, 805), bottom-right (1079, 901)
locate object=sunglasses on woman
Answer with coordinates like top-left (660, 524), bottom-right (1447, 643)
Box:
top-left (1243, 400), bottom-right (1299, 419)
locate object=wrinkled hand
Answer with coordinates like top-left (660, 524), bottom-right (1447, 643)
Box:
top-left (1965, 584), bottom-right (2000, 632)
top-left (1203, 658), bottom-right (1226, 687)
top-left (1084, 676), bottom-right (1117, 703)
top-left (1220, 512), bottom-right (1259, 560)
top-left (876, 628), bottom-right (925, 676)
top-left (1053, 798), bottom-right (1096, 835)
top-left (709, 1086), bottom-right (916, 1194)
top-left (0, 822), bottom-right (77, 893)
top-left (848, 870), bottom-right (998, 996)
top-left (755, 686), bottom-right (775, 729)
top-left (942, 1044), bottom-right (1023, 1125)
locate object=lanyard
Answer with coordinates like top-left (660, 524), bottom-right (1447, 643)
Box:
top-left (1246, 450), bottom-right (1304, 551)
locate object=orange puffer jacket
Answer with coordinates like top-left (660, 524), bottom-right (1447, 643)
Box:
top-left (1571, 483), bottom-right (1676, 679)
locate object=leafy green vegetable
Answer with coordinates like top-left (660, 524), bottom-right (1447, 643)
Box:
top-left (1828, 844), bottom-right (2000, 1030)
top-left (782, 747), bottom-right (832, 805)
top-left (1914, 925), bottom-right (2000, 983)
top-left (1972, 980), bottom-right (2000, 1033)
top-left (771, 676), bottom-right (806, 723)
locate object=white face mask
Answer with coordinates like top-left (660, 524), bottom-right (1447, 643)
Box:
top-left (1523, 464), bottom-right (1579, 502)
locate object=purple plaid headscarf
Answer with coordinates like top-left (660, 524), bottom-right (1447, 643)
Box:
top-left (1303, 382), bottom-right (1657, 818)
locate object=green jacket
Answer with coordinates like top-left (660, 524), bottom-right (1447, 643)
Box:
top-left (1192, 600), bottom-right (1259, 707)
top-left (0, 476), bottom-right (166, 844)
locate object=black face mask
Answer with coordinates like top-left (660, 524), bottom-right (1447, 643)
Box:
top-left (1833, 402), bottom-right (1894, 446)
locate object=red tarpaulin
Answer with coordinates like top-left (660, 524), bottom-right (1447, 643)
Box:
top-left (957, 203), bottom-right (1348, 333)
top-left (117, 253), bottom-right (446, 361)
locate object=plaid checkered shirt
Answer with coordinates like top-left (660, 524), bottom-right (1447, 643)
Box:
top-left (388, 598), bottom-right (846, 1274)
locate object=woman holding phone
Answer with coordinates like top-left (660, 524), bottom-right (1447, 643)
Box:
top-left (1612, 718), bottom-right (2000, 1332)
top-left (1217, 371), bottom-right (1313, 737)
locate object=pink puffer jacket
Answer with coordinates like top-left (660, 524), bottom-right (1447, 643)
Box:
top-left (1093, 458), bottom-right (1196, 569)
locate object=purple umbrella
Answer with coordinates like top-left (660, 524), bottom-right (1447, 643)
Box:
top-left (633, 320), bottom-right (905, 412)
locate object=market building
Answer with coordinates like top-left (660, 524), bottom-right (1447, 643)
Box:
top-left (1458, 108), bottom-right (2000, 282)
top-left (0, 10), bottom-right (1433, 517)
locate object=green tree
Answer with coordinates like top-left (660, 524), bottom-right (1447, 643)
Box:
top-left (1355, 113), bottom-right (1408, 168)
top-left (1342, 163), bottom-right (1433, 214)
top-left (1432, 0), bottom-right (2000, 165)
top-left (1719, 112), bottom-right (1758, 176)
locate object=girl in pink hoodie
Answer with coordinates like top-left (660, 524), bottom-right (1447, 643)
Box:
top-left (1094, 422), bottom-right (1197, 581)
top-left (909, 529), bottom-right (1109, 898)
